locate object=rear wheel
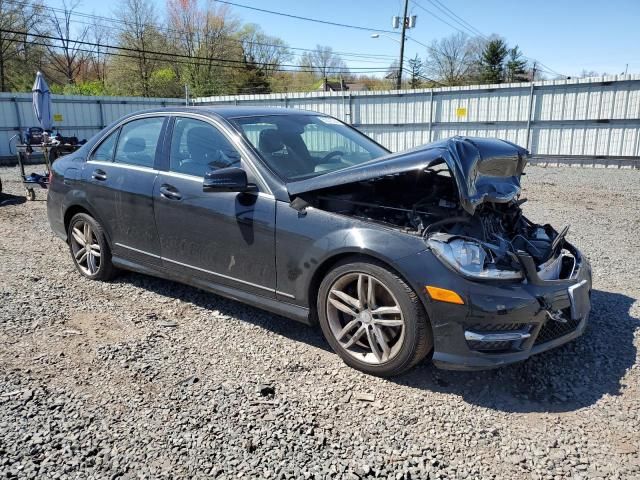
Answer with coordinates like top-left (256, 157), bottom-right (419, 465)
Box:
top-left (67, 213), bottom-right (116, 280)
top-left (317, 259), bottom-right (432, 377)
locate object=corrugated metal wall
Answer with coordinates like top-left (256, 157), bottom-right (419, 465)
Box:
top-left (1, 75), bottom-right (639, 159)
top-left (0, 93), bottom-right (183, 158)
top-left (195, 75), bottom-right (640, 157)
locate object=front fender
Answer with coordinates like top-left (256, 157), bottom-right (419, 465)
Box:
top-left (274, 202), bottom-right (428, 306)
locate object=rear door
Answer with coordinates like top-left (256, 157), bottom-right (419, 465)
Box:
top-left (84, 115), bottom-right (167, 267)
top-left (153, 115), bottom-right (277, 298)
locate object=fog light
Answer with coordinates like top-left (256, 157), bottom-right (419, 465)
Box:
top-left (426, 286), bottom-right (464, 305)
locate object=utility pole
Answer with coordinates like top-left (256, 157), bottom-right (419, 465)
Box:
top-left (531, 62), bottom-right (537, 81)
top-left (396, 0), bottom-right (409, 90)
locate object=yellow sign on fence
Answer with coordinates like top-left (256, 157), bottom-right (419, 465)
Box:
top-left (53, 113), bottom-right (63, 122)
top-left (456, 107), bottom-right (467, 118)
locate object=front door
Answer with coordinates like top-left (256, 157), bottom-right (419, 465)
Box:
top-left (84, 116), bottom-right (167, 267)
top-left (153, 116), bottom-right (276, 298)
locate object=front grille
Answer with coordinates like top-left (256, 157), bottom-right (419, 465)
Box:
top-left (466, 340), bottom-right (513, 352)
top-left (534, 312), bottom-right (581, 345)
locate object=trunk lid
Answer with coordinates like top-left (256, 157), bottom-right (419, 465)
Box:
top-left (287, 136), bottom-right (528, 214)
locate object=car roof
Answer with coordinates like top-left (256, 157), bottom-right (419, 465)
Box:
top-left (130, 106), bottom-right (324, 120)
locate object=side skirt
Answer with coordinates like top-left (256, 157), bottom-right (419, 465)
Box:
top-left (112, 256), bottom-right (312, 325)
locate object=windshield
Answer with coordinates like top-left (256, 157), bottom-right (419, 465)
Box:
top-left (231, 114), bottom-right (389, 181)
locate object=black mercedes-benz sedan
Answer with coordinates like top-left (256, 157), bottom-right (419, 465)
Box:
top-left (47, 107), bottom-right (592, 376)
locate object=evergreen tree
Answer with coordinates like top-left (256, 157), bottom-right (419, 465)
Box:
top-left (237, 58), bottom-right (271, 94)
top-left (480, 38), bottom-right (508, 84)
top-left (505, 46), bottom-right (528, 82)
top-left (407, 54), bottom-right (424, 89)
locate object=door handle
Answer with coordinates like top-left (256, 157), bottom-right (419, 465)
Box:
top-left (159, 184), bottom-right (182, 200)
top-left (92, 169), bottom-right (107, 181)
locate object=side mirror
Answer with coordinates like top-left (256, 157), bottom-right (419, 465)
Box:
top-left (203, 167), bottom-right (257, 193)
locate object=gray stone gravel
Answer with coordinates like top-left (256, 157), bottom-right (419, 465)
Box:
top-left (1, 164), bottom-right (639, 479)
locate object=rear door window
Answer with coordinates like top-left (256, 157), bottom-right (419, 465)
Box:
top-left (90, 128), bottom-right (119, 162)
top-left (114, 117), bottom-right (165, 168)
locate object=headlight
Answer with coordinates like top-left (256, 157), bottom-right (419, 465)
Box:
top-left (428, 238), bottom-right (523, 280)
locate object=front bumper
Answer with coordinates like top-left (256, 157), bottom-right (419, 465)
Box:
top-left (399, 244), bottom-right (592, 371)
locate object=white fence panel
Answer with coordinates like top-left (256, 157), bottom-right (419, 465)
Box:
top-left (2, 75), bottom-right (640, 161)
top-left (0, 93), bottom-right (183, 158)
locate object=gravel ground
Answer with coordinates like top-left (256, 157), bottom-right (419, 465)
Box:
top-left (1, 164), bottom-right (639, 480)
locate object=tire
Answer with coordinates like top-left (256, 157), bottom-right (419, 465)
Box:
top-left (67, 213), bottom-right (116, 281)
top-left (317, 258), bottom-right (433, 377)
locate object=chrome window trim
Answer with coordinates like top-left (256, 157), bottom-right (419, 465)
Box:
top-left (87, 111), bottom-right (272, 195)
top-left (115, 242), bottom-right (279, 295)
top-left (88, 112), bottom-right (168, 163)
top-left (86, 159), bottom-right (159, 175)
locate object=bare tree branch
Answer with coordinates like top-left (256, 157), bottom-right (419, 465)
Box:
top-left (42, 0), bottom-right (92, 84)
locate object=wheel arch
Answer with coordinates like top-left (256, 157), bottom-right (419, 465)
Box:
top-left (63, 203), bottom-right (113, 247)
top-left (307, 250), bottom-right (423, 325)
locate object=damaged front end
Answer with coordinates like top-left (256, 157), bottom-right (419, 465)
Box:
top-left (288, 136), bottom-right (578, 284)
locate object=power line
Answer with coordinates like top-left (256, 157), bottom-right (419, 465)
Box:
top-left (57, 9), bottom-right (393, 67)
top-left (409, 0), bottom-right (475, 37)
top-left (410, 0), bottom-right (568, 79)
top-left (1, 28), bottom-right (391, 73)
top-left (401, 68), bottom-right (445, 87)
top-left (405, 34), bottom-right (432, 51)
top-left (425, 0), bottom-right (487, 38)
top-left (213, 0), bottom-right (399, 34)
top-left (3, 35), bottom-right (392, 81)
top-left (6, 38), bottom-right (397, 95)
top-left (2, 0), bottom-right (399, 62)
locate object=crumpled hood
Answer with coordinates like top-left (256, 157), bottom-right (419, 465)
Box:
top-left (287, 136), bottom-right (528, 214)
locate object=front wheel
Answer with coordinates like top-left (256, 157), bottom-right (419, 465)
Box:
top-left (317, 259), bottom-right (433, 377)
top-left (67, 213), bottom-right (116, 281)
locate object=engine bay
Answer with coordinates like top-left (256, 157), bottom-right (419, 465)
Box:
top-left (297, 166), bottom-right (576, 279)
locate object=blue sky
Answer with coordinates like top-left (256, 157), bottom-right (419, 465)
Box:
top-left (55, 0), bottom-right (639, 78)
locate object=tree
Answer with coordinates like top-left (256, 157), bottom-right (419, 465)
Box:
top-left (236, 58), bottom-right (270, 94)
top-left (88, 17), bottom-right (113, 88)
top-left (238, 24), bottom-right (292, 78)
top-left (480, 38), bottom-right (508, 84)
top-left (43, 0), bottom-right (91, 85)
top-left (580, 70), bottom-right (603, 78)
top-left (385, 60), bottom-right (400, 85)
top-left (112, 0), bottom-right (166, 96)
top-left (0, 0), bottom-right (43, 91)
top-left (167, 0), bottom-right (241, 97)
top-left (407, 54), bottom-right (424, 89)
top-left (505, 46), bottom-right (528, 83)
top-left (425, 33), bottom-right (475, 86)
top-left (298, 45), bottom-right (347, 79)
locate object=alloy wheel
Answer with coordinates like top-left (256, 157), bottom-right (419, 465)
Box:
top-left (70, 220), bottom-right (101, 276)
top-left (326, 272), bottom-right (406, 364)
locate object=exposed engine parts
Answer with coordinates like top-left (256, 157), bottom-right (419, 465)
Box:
top-left (299, 167), bottom-right (576, 280)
